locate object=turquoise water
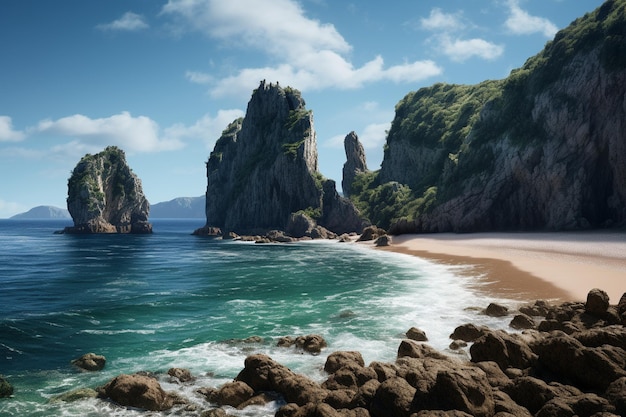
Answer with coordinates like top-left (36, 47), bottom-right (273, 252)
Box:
top-left (0, 219), bottom-right (512, 416)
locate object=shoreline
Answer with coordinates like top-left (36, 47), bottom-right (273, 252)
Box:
top-left (377, 231), bottom-right (626, 303)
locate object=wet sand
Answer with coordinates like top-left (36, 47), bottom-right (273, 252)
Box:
top-left (379, 232), bottom-right (626, 303)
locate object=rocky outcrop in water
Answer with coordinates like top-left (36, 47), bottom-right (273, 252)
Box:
top-left (63, 146), bottom-right (152, 234)
top-left (195, 81), bottom-right (363, 236)
top-left (342, 131), bottom-right (368, 198)
top-left (353, 0), bottom-right (626, 233)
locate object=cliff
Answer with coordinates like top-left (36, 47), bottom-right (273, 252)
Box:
top-left (352, 0), bottom-right (626, 233)
top-left (196, 81), bottom-right (363, 236)
top-left (64, 146), bottom-right (152, 234)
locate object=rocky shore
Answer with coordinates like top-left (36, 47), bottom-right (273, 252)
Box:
top-left (32, 288), bottom-right (625, 416)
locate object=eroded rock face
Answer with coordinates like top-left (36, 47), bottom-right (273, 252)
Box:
top-left (196, 81), bottom-right (363, 236)
top-left (342, 131), bottom-right (368, 198)
top-left (64, 146), bottom-right (152, 234)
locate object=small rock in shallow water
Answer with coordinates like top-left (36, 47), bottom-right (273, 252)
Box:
top-left (71, 353), bottom-right (106, 371)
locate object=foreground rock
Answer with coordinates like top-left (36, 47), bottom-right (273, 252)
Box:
top-left (63, 146), bottom-right (152, 234)
top-left (203, 289), bottom-right (625, 417)
top-left (97, 373), bottom-right (175, 411)
top-left (0, 375), bottom-right (13, 397)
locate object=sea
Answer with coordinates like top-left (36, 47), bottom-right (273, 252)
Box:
top-left (0, 219), bottom-right (517, 416)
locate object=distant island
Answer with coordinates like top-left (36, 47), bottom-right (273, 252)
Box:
top-left (10, 206), bottom-right (71, 220)
top-left (11, 197), bottom-right (205, 220)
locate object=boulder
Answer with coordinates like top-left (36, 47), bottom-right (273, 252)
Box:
top-left (286, 212), bottom-right (316, 238)
top-left (429, 367), bottom-right (495, 417)
top-left (357, 226), bottom-right (386, 242)
top-left (533, 332), bottom-right (626, 390)
top-left (586, 288), bottom-right (610, 316)
top-left (0, 375), bottom-right (14, 398)
top-left (605, 377), bottom-right (626, 416)
top-left (374, 235), bottom-right (391, 247)
top-left (98, 373), bottom-right (174, 411)
top-left (211, 381), bottom-right (254, 407)
top-left (519, 300), bottom-right (551, 317)
top-left (397, 340), bottom-right (449, 360)
top-left (295, 334), bottom-right (327, 354)
top-left (573, 326), bottom-right (626, 349)
top-left (536, 393), bottom-right (615, 417)
top-left (168, 367), bottom-right (193, 383)
top-left (509, 314), bottom-right (536, 330)
top-left (406, 327), bottom-right (428, 342)
top-left (470, 330), bottom-right (537, 371)
top-left (449, 323), bottom-right (489, 342)
top-left (49, 388), bottom-right (98, 403)
top-left (324, 351), bottom-right (365, 374)
top-left (71, 352), bottom-right (106, 371)
top-left (485, 303), bottom-right (509, 317)
top-left (369, 377), bottom-right (416, 417)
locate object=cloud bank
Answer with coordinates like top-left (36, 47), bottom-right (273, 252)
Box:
top-left (162, 0), bottom-right (442, 97)
top-left (505, 0), bottom-right (558, 38)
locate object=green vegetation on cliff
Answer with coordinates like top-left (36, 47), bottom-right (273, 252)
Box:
top-left (350, 0), bottom-right (626, 231)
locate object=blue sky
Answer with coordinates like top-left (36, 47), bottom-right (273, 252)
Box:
top-left (0, 0), bottom-right (603, 218)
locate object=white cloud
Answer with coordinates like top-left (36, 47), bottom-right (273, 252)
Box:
top-left (97, 11), bottom-right (149, 32)
top-left (162, 0), bottom-right (441, 97)
top-left (164, 109), bottom-right (245, 149)
top-left (36, 112), bottom-right (183, 153)
top-left (0, 116), bottom-right (25, 142)
top-left (324, 122), bottom-right (389, 150)
top-left (420, 8), bottom-right (464, 32)
top-left (359, 122), bottom-right (390, 149)
top-left (440, 36), bottom-right (504, 62)
top-left (505, 0), bottom-right (558, 38)
top-left (186, 71), bottom-right (213, 85)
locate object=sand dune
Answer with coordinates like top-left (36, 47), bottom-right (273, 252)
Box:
top-left (380, 231), bottom-right (626, 303)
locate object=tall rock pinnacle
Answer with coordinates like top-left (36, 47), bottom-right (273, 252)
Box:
top-left (341, 131), bottom-right (368, 197)
top-left (196, 81), bottom-right (364, 235)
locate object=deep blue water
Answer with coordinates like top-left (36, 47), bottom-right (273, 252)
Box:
top-left (0, 219), bottom-right (511, 416)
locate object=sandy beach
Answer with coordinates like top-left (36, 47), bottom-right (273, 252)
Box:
top-left (380, 231), bottom-right (626, 303)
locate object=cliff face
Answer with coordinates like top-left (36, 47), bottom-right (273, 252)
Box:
top-left (356, 0), bottom-right (626, 233)
top-left (342, 131), bottom-right (368, 198)
top-left (200, 81), bottom-right (363, 235)
top-left (64, 146), bottom-right (152, 234)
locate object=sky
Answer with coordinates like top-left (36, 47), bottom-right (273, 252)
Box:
top-left (0, 0), bottom-right (604, 218)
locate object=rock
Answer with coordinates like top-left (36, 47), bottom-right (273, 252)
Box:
top-left (470, 330), bottom-right (537, 371)
top-left (49, 388), bottom-right (98, 403)
top-left (450, 323), bottom-right (489, 342)
top-left (509, 314), bottom-right (536, 330)
top-left (374, 235), bottom-right (391, 247)
top-left (573, 325), bottom-right (626, 349)
top-left (211, 381), bottom-right (254, 407)
top-left (286, 212), bottom-right (317, 238)
top-left (295, 334), bottom-right (327, 354)
top-left (369, 361), bottom-right (398, 382)
top-left (473, 361), bottom-right (511, 389)
top-left (503, 376), bottom-right (560, 414)
top-left (370, 377), bottom-right (416, 417)
top-left (485, 303), bottom-right (509, 317)
top-left (0, 375), bottom-right (14, 397)
top-left (342, 131), bottom-right (368, 198)
top-left (449, 340), bottom-right (468, 350)
top-left (357, 226), bottom-right (386, 242)
top-left (533, 332), bottom-right (626, 390)
top-left (71, 352), bottom-right (106, 371)
top-left (199, 81), bottom-right (362, 236)
top-left (324, 351), bottom-right (365, 374)
top-left (536, 394), bottom-right (616, 417)
top-left (413, 412), bottom-right (473, 417)
top-left (64, 146), bottom-right (152, 234)
top-left (168, 367), bottom-right (194, 383)
top-left (429, 367), bottom-right (495, 417)
top-left (237, 392), bottom-right (280, 409)
top-left (605, 377), bottom-right (626, 416)
top-left (277, 336), bottom-right (296, 348)
top-left (586, 288), bottom-right (610, 316)
top-left (192, 225), bottom-right (223, 237)
top-left (397, 340), bottom-right (449, 360)
top-left (98, 373), bottom-right (174, 411)
top-left (406, 327), bottom-right (428, 341)
top-left (519, 300), bottom-right (551, 317)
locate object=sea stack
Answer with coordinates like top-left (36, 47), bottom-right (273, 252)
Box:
top-left (64, 146), bottom-right (152, 234)
top-left (341, 131), bottom-right (368, 198)
top-left (194, 81), bottom-right (363, 236)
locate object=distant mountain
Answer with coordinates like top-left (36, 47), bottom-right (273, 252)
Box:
top-left (11, 206), bottom-right (71, 219)
top-left (150, 196), bottom-right (205, 218)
